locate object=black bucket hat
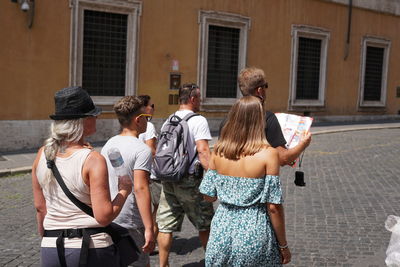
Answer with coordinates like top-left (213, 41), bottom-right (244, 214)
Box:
top-left (49, 86), bottom-right (102, 120)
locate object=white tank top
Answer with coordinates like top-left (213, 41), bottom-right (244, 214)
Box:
top-left (36, 148), bottom-right (113, 248)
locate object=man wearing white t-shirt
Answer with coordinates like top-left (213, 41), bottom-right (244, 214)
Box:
top-left (156, 84), bottom-right (214, 267)
top-left (101, 96), bottom-right (155, 267)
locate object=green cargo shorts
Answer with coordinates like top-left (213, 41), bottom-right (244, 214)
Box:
top-left (156, 174), bottom-right (214, 232)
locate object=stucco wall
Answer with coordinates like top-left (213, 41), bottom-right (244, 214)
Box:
top-left (1, 0), bottom-right (400, 151)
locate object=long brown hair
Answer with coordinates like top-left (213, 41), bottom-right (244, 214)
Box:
top-left (214, 96), bottom-right (268, 160)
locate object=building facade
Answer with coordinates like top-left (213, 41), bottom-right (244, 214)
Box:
top-left (1, 0), bottom-right (399, 151)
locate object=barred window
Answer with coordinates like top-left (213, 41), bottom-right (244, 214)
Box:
top-left (82, 10), bottom-right (128, 96)
top-left (198, 11), bottom-right (250, 106)
top-left (359, 37), bottom-right (390, 107)
top-left (290, 25), bottom-right (329, 107)
top-left (206, 25), bottom-right (240, 98)
top-left (363, 46), bottom-right (384, 101)
top-left (296, 37), bottom-right (321, 100)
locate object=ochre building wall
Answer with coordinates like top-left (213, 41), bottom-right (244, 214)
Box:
top-left (1, 0), bottom-right (399, 121)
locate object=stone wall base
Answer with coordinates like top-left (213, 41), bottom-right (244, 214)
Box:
top-left (1, 115), bottom-right (399, 153)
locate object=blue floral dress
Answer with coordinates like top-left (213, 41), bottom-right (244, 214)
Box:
top-left (199, 169), bottom-right (283, 267)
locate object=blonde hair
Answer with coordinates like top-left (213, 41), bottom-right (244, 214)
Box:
top-left (41, 119), bottom-right (84, 188)
top-left (214, 96), bottom-right (268, 160)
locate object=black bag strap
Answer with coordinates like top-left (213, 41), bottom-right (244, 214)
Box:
top-left (46, 159), bottom-right (95, 267)
top-left (47, 159), bottom-right (94, 217)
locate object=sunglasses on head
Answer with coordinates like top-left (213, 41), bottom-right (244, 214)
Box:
top-left (183, 84), bottom-right (199, 97)
top-left (137, 113), bottom-right (152, 122)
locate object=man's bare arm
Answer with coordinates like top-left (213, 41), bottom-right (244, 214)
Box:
top-left (276, 132), bottom-right (312, 166)
top-left (195, 139), bottom-right (210, 170)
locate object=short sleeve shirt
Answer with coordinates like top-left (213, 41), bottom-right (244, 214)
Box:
top-left (138, 121), bottom-right (157, 142)
top-left (162, 110), bottom-right (212, 173)
top-left (101, 135), bottom-right (152, 229)
top-left (265, 111), bottom-right (286, 148)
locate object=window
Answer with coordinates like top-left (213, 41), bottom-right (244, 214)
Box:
top-left (198, 11), bottom-right (250, 106)
top-left (359, 37), bottom-right (390, 107)
top-left (290, 25), bottom-right (330, 108)
top-left (70, 0), bottom-right (141, 105)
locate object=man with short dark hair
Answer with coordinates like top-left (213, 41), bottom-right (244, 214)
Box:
top-left (156, 83), bottom-right (214, 267)
top-left (101, 96), bottom-right (155, 267)
top-left (238, 67), bottom-right (311, 165)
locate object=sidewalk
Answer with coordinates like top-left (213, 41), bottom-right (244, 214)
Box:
top-left (1, 120), bottom-right (399, 177)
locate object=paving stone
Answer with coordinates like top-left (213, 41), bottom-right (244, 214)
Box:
top-left (0, 129), bottom-right (399, 266)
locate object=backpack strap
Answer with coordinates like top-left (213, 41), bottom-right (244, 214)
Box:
top-left (182, 112), bottom-right (200, 121)
top-left (180, 112), bottom-right (200, 170)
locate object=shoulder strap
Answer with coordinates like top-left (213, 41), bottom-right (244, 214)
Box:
top-left (182, 112), bottom-right (200, 121)
top-left (47, 160), bottom-right (94, 217)
top-left (181, 112), bottom-right (200, 166)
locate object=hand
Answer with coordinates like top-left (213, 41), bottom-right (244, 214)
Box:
top-left (118, 175), bottom-right (133, 195)
top-left (142, 228), bottom-right (155, 253)
top-left (280, 247), bottom-right (291, 264)
top-left (300, 131), bottom-right (312, 148)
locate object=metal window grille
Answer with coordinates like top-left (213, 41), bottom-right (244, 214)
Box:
top-left (363, 46), bottom-right (384, 101)
top-left (206, 25), bottom-right (240, 98)
top-left (82, 10), bottom-right (128, 96)
top-left (296, 37), bottom-right (321, 100)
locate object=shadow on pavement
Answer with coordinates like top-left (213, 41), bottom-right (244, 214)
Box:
top-left (182, 259), bottom-right (205, 267)
top-left (170, 236), bottom-right (202, 255)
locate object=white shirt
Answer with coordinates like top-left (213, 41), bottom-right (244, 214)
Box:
top-left (162, 110), bottom-right (211, 173)
top-left (138, 121), bottom-right (158, 179)
top-left (138, 121), bottom-right (157, 143)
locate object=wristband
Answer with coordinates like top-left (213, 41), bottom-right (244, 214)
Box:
top-left (278, 244), bottom-right (288, 250)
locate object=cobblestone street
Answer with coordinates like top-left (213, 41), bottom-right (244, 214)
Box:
top-left (1, 128), bottom-right (399, 266)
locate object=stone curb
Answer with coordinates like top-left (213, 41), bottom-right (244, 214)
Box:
top-left (0, 166), bottom-right (32, 178)
top-left (312, 124), bottom-right (400, 135)
top-left (1, 124), bottom-right (399, 178)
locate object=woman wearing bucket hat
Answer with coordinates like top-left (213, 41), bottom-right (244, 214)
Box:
top-left (31, 86), bottom-right (133, 266)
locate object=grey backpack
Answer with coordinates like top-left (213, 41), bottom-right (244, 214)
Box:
top-left (153, 112), bottom-right (199, 182)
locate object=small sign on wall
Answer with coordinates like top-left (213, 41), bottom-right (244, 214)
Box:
top-left (170, 73), bottom-right (181, 90)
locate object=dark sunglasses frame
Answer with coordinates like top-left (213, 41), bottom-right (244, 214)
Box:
top-left (183, 84), bottom-right (199, 98)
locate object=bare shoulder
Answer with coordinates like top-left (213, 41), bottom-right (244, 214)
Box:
top-left (258, 146), bottom-right (279, 159)
top-left (84, 150), bottom-right (106, 169)
top-left (87, 150), bottom-right (105, 162)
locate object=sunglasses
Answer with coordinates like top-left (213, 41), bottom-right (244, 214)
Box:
top-left (260, 82), bottom-right (268, 89)
top-left (137, 113), bottom-right (152, 122)
top-left (183, 84), bottom-right (199, 97)
top-left (150, 104), bottom-right (155, 109)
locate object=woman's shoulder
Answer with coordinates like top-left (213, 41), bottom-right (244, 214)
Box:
top-left (83, 150), bottom-right (106, 167)
top-left (257, 146), bottom-right (279, 158)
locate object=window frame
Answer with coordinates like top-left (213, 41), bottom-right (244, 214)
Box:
top-left (358, 36), bottom-right (391, 108)
top-left (198, 10), bottom-right (250, 107)
top-left (289, 25), bottom-right (330, 108)
top-left (69, 0), bottom-right (141, 105)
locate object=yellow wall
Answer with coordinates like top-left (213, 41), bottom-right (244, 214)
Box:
top-left (1, 0), bottom-right (399, 120)
top-left (0, 0), bottom-right (71, 120)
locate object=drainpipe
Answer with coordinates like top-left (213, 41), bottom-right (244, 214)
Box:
top-left (344, 0), bottom-right (352, 60)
